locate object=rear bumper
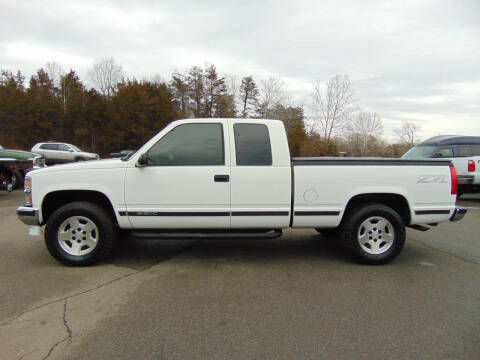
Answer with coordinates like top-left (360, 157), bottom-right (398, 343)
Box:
top-left (16, 206), bottom-right (40, 226)
top-left (449, 206), bottom-right (467, 222)
top-left (458, 175), bottom-right (474, 185)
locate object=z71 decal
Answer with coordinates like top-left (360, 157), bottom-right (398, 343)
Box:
top-left (417, 175), bottom-right (448, 184)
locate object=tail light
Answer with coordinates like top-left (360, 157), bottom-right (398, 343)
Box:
top-left (450, 165), bottom-right (458, 195)
top-left (468, 160), bottom-right (475, 172)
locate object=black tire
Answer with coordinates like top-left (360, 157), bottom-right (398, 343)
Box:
top-left (45, 201), bottom-right (117, 266)
top-left (340, 203), bottom-right (405, 265)
top-left (457, 187), bottom-right (464, 201)
top-left (315, 228), bottom-right (340, 238)
top-left (12, 170), bottom-right (24, 190)
top-left (75, 157), bottom-right (86, 162)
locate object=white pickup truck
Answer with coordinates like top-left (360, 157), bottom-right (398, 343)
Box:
top-left (17, 118), bottom-right (466, 266)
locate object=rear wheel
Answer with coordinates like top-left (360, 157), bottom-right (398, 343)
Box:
top-left (340, 203), bottom-right (405, 265)
top-left (45, 201), bottom-right (117, 266)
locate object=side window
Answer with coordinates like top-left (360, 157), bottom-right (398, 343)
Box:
top-left (454, 145), bottom-right (472, 157)
top-left (40, 144), bottom-right (58, 150)
top-left (470, 145), bottom-right (480, 156)
top-left (58, 144), bottom-right (71, 151)
top-left (234, 123), bottom-right (272, 166)
top-left (436, 146), bottom-right (453, 158)
top-left (147, 123), bottom-right (224, 166)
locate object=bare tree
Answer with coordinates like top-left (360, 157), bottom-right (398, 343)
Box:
top-left (87, 57), bottom-right (123, 98)
top-left (394, 121), bottom-right (421, 147)
top-left (310, 74), bottom-right (357, 142)
top-left (45, 61), bottom-right (63, 88)
top-left (258, 74), bottom-right (287, 118)
top-left (225, 73), bottom-right (239, 110)
top-left (346, 112), bottom-right (383, 156)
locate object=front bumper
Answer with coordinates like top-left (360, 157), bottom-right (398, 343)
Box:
top-left (16, 206), bottom-right (40, 226)
top-left (449, 206), bottom-right (467, 222)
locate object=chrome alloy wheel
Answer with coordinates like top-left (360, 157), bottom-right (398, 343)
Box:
top-left (357, 216), bottom-right (395, 255)
top-left (57, 216), bottom-right (99, 256)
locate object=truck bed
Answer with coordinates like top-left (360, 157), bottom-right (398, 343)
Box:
top-left (291, 157), bottom-right (454, 228)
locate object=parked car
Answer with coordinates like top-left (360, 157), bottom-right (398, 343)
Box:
top-left (0, 158), bottom-right (15, 192)
top-left (17, 118), bottom-right (465, 266)
top-left (109, 150), bottom-right (136, 159)
top-left (31, 142), bottom-right (99, 165)
top-left (402, 135), bottom-right (480, 195)
top-left (0, 145), bottom-right (46, 189)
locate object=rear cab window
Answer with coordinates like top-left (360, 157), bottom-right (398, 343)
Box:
top-left (233, 123), bottom-right (272, 166)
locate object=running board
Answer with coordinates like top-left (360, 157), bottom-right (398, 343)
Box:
top-left (407, 224), bottom-right (430, 232)
top-left (129, 229), bottom-right (283, 240)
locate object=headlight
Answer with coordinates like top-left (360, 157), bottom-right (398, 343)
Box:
top-left (24, 176), bottom-right (32, 206)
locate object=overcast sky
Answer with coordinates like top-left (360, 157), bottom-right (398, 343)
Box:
top-left (1, 0), bottom-right (479, 139)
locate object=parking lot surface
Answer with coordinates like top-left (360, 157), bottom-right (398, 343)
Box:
top-left (1, 191), bottom-right (479, 360)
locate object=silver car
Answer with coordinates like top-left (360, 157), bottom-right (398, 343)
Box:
top-left (31, 142), bottom-right (100, 165)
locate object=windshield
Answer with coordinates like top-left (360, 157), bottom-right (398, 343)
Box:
top-left (69, 144), bottom-right (82, 152)
top-left (402, 146), bottom-right (436, 159)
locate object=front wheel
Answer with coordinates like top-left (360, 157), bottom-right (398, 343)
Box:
top-left (340, 204), bottom-right (405, 265)
top-left (45, 201), bottom-right (117, 266)
top-left (12, 170), bottom-right (24, 190)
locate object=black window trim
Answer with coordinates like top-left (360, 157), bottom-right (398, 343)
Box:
top-left (233, 122), bottom-right (273, 166)
top-left (145, 122), bottom-right (226, 167)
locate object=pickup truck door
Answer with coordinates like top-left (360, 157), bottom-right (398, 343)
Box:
top-left (228, 121), bottom-right (291, 229)
top-left (124, 121), bottom-right (231, 229)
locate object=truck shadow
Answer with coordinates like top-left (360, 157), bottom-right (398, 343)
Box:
top-left (107, 231), bottom-right (346, 270)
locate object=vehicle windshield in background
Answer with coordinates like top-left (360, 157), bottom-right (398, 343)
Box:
top-left (402, 146), bottom-right (436, 159)
top-left (121, 150), bottom-right (138, 161)
top-left (70, 145), bottom-right (82, 152)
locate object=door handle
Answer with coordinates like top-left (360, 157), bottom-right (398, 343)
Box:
top-left (214, 175), bottom-right (229, 182)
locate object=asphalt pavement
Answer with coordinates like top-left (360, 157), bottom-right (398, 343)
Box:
top-left (1, 191), bottom-right (479, 360)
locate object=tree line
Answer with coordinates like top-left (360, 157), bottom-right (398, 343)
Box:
top-left (0, 58), bottom-right (420, 157)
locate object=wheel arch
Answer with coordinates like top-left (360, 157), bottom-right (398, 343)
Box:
top-left (343, 193), bottom-right (411, 226)
top-left (41, 190), bottom-right (117, 226)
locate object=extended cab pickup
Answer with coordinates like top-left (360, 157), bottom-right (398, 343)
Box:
top-left (17, 118), bottom-right (467, 266)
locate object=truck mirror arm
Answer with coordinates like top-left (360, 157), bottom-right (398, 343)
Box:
top-left (136, 153), bottom-right (148, 167)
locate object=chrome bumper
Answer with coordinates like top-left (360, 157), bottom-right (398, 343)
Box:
top-left (450, 206), bottom-right (467, 222)
top-left (16, 206), bottom-right (40, 226)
